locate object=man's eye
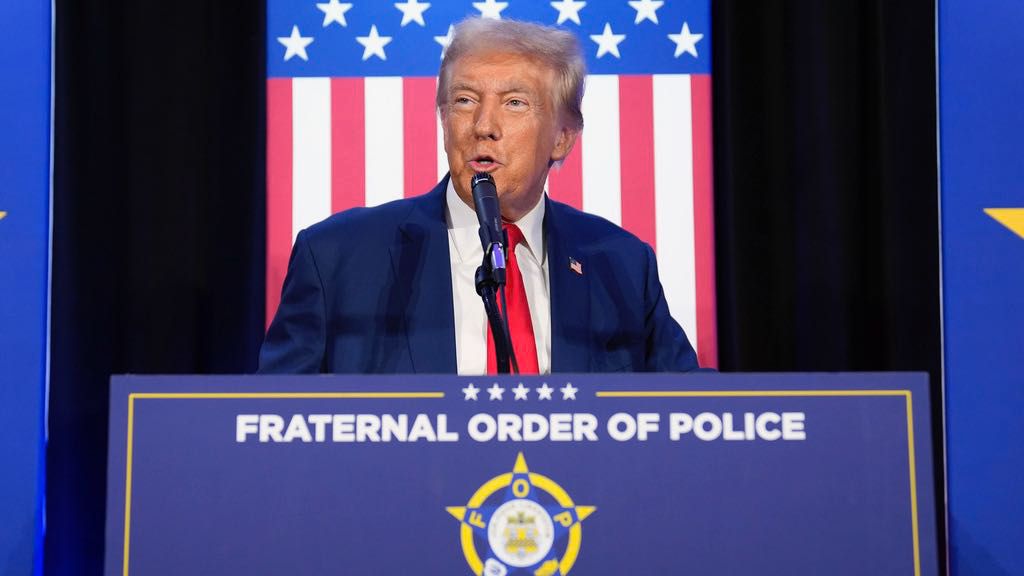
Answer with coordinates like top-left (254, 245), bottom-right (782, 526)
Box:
top-left (454, 96), bottom-right (473, 105)
top-left (507, 99), bottom-right (526, 107)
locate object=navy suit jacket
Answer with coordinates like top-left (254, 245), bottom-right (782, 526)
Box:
top-left (259, 176), bottom-right (700, 373)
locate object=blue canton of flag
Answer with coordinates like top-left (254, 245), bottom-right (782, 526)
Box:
top-left (269, 0), bottom-right (710, 76)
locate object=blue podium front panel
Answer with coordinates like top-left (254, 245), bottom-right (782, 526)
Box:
top-left (105, 373), bottom-right (936, 575)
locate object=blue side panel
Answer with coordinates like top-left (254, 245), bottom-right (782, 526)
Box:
top-left (0, 1), bottom-right (52, 575)
top-left (939, 1), bottom-right (1024, 574)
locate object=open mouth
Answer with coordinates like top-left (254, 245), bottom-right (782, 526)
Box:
top-left (470, 155), bottom-right (498, 170)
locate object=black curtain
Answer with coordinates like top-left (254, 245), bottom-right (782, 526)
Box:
top-left (49, 1), bottom-right (264, 573)
top-left (712, 0), bottom-right (943, 568)
top-left (49, 1), bottom-right (942, 574)
top-left (713, 1), bottom-right (940, 378)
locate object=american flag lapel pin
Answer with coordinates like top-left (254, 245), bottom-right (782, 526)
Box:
top-left (569, 257), bottom-right (583, 275)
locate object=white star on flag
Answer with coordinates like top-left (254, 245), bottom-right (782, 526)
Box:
top-left (628, 0), bottom-right (663, 24)
top-left (434, 24), bottom-right (454, 59)
top-left (512, 383), bottom-right (530, 400)
top-left (550, 0), bottom-right (586, 25)
top-left (668, 22), bottom-right (703, 58)
top-left (462, 383), bottom-right (480, 401)
top-left (395, 0), bottom-right (430, 27)
top-left (560, 382), bottom-right (579, 400)
top-left (590, 23), bottom-right (625, 59)
top-left (278, 25), bottom-right (313, 62)
top-left (488, 383), bottom-right (505, 401)
top-left (317, 0), bottom-right (352, 27)
top-left (356, 25), bottom-right (393, 61)
top-left (536, 383), bottom-right (554, 400)
top-left (473, 0), bottom-right (508, 20)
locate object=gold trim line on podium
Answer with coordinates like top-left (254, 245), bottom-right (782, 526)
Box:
top-left (119, 388), bottom-right (920, 576)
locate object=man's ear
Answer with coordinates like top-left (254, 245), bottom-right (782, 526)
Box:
top-left (551, 125), bottom-right (580, 163)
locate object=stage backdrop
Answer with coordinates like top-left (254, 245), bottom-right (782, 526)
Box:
top-left (939, 0), bottom-right (1024, 573)
top-left (0, 1), bottom-right (51, 575)
top-left (265, 0), bottom-right (717, 368)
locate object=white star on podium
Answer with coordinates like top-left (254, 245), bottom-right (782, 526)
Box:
top-left (512, 383), bottom-right (530, 400)
top-left (536, 383), bottom-right (554, 400)
top-left (488, 383), bottom-right (505, 401)
top-left (560, 382), bottom-right (579, 400)
top-left (462, 383), bottom-right (480, 401)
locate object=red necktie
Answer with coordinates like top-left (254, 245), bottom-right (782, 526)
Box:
top-left (487, 224), bottom-right (540, 374)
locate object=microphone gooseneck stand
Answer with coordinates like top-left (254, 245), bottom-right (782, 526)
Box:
top-left (497, 279), bottom-right (520, 374)
top-left (474, 236), bottom-right (516, 374)
top-left (471, 172), bottom-right (519, 374)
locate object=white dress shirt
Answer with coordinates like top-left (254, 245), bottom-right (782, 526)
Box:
top-left (445, 180), bottom-right (551, 375)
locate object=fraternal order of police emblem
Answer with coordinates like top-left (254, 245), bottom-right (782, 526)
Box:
top-left (447, 453), bottom-right (595, 576)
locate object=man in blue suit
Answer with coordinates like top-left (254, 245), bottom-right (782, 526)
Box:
top-left (259, 18), bottom-right (700, 374)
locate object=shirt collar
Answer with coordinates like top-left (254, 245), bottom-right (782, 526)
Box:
top-left (446, 178), bottom-right (480, 230)
top-left (445, 179), bottom-right (546, 266)
top-left (513, 186), bottom-right (546, 267)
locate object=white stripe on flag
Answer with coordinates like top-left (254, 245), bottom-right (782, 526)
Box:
top-left (291, 77), bottom-right (332, 241)
top-left (437, 112), bottom-right (448, 181)
top-left (581, 74), bottom-right (622, 225)
top-left (364, 77), bottom-right (404, 207)
top-left (653, 74), bottom-right (698, 345)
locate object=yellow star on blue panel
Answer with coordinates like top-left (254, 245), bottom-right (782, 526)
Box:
top-left (447, 453), bottom-right (595, 575)
top-left (985, 208), bottom-right (1024, 240)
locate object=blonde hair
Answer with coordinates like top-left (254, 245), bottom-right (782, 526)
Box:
top-left (437, 18), bottom-right (586, 130)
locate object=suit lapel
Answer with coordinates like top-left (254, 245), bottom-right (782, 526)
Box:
top-left (390, 180), bottom-right (457, 373)
top-left (545, 199), bottom-right (592, 372)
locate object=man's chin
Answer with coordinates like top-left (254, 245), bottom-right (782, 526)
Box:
top-left (498, 190), bottom-right (547, 222)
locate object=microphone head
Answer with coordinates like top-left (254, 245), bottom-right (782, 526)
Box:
top-left (471, 172), bottom-right (497, 199)
top-left (471, 172), bottom-right (502, 246)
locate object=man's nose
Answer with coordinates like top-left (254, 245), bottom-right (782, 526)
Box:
top-left (473, 100), bottom-right (502, 140)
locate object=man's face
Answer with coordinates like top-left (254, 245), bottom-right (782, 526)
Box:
top-left (441, 50), bottom-right (578, 222)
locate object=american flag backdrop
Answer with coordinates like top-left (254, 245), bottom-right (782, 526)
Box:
top-left (267, 0), bottom-right (717, 368)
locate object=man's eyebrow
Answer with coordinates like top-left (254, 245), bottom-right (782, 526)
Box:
top-left (448, 82), bottom-right (477, 94)
top-left (448, 81), bottom-right (536, 95)
top-left (498, 84), bottom-right (535, 95)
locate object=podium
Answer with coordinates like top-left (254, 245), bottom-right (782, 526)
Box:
top-left (105, 373), bottom-right (938, 575)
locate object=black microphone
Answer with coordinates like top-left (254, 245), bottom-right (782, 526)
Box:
top-left (471, 173), bottom-right (502, 246)
top-left (471, 173), bottom-right (506, 282)
top-left (470, 172), bottom-right (515, 373)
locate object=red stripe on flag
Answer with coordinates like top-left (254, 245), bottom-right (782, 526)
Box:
top-left (266, 78), bottom-right (293, 328)
top-left (618, 75), bottom-right (657, 250)
top-left (691, 74), bottom-right (718, 368)
top-left (548, 135), bottom-right (582, 209)
top-left (331, 78), bottom-right (365, 213)
top-left (403, 77), bottom-right (439, 197)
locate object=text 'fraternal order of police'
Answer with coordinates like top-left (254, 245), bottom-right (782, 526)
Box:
top-left (236, 412), bottom-right (807, 443)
